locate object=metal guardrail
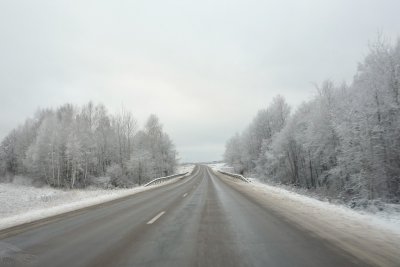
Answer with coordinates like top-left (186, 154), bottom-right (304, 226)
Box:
top-left (217, 170), bottom-right (250, 183)
top-left (143, 172), bottom-right (189, 187)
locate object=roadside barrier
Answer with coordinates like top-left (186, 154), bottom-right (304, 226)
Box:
top-left (144, 172), bottom-right (189, 187)
top-left (217, 170), bottom-right (250, 183)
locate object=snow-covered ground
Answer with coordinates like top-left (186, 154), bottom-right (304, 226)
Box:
top-left (212, 164), bottom-right (400, 266)
top-left (243, 178), bottom-right (400, 266)
top-left (0, 164), bottom-right (194, 231)
top-left (0, 184), bottom-right (148, 231)
top-left (209, 163), bottom-right (400, 233)
top-left (176, 164), bottom-right (195, 175)
top-left (206, 162), bottom-right (234, 172)
top-left (248, 178), bottom-right (400, 235)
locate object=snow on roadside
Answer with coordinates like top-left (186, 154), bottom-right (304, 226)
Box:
top-left (0, 184), bottom-right (148, 231)
top-left (176, 164), bottom-right (195, 175)
top-left (206, 162), bottom-right (233, 172)
top-left (210, 162), bottom-right (400, 235)
top-left (0, 164), bottom-right (193, 231)
top-left (216, 169), bottom-right (400, 265)
top-left (248, 178), bottom-right (400, 236)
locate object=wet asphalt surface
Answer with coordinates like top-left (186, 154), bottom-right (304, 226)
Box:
top-left (0, 165), bottom-right (372, 267)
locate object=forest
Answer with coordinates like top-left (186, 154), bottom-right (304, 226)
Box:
top-left (0, 103), bottom-right (178, 188)
top-left (224, 39), bottom-right (400, 205)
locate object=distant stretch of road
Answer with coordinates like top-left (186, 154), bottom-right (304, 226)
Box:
top-left (0, 165), bottom-right (373, 267)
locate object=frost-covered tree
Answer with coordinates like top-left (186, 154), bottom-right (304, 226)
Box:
top-left (0, 103), bottom-right (178, 188)
top-left (334, 39), bottom-right (400, 201)
top-left (224, 133), bottom-right (246, 174)
top-left (93, 104), bottom-right (114, 175)
top-left (224, 38), bottom-right (400, 203)
top-left (224, 95), bottom-right (290, 175)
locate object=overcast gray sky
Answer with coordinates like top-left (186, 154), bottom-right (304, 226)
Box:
top-left (1, 0), bottom-right (400, 162)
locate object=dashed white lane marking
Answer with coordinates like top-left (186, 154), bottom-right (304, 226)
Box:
top-left (147, 211), bottom-right (166, 224)
top-left (182, 193), bottom-right (188, 198)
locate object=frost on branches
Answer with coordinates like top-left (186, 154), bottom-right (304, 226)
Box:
top-left (0, 104), bottom-right (178, 188)
top-left (224, 38), bottom-right (400, 205)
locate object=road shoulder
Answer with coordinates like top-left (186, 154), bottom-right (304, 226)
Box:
top-left (214, 170), bottom-right (400, 267)
top-left (0, 172), bottom-right (195, 238)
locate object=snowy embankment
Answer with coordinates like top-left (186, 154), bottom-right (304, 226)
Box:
top-left (176, 164), bottom-right (196, 175)
top-left (208, 163), bottom-right (400, 233)
top-left (245, 179), bottom-right (400, 266)
top-left (0, 164), bottom-right (194, 231)
top-left (211, 163), bottom-right (400, 266)
top-left (248, 179), bottom-right (400, 234)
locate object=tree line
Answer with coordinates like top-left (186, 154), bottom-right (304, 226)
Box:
top-left (224, 39), bottom-right (400, 204)
top-left (0, 103), bottom-right (178, 188)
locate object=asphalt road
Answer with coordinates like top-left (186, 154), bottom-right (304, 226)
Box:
top-left (0, 165), bottom-right (373, 267)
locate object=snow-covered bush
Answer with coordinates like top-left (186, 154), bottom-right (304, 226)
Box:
top-left (106, 163), bottom-right (132, 188)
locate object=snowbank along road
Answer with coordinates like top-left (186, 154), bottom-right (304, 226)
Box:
top-left (0, 165), bottom-right (395, 266)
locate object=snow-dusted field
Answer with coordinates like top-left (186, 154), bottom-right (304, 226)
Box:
top-left (0, 165), bottom-right (194, 231)
top-left (0, 184), bottom-right (148, 231)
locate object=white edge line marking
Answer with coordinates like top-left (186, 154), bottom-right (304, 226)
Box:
top-left (147, 211), bottom-right (166, 224)
top-left (182, 193), bottom-right (188, 198)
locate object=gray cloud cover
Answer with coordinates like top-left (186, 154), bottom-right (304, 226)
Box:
top-left (1, 0), bottom-right (400, 162)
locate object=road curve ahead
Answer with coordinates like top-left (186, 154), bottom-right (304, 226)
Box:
top-left (0, 165), bottom-right (374, 267)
